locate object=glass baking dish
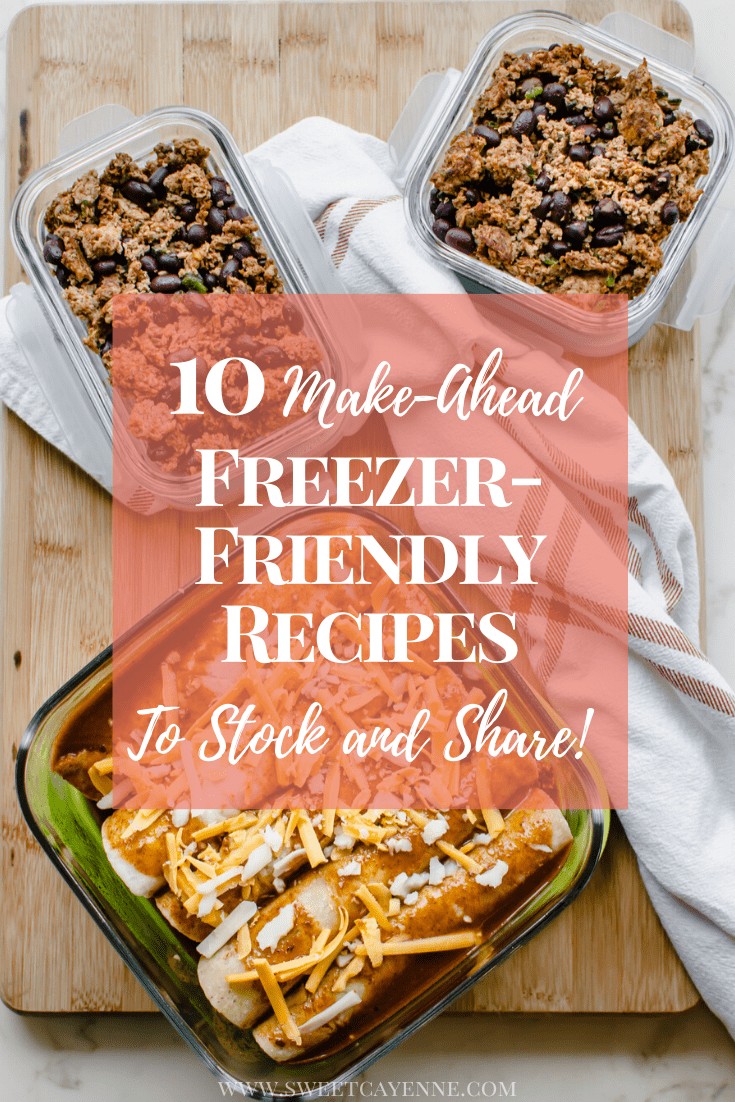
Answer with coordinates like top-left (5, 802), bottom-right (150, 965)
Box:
top-left (397, 10), bottom-right (735, 352)
top-left (16, 507), bottom-right (609, 1098)
top-left (8, 106), bottom-right (350, 509)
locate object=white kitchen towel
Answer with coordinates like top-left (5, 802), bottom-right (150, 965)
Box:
top-left (0, 295), bottom-right (72, 460)
top-left (2, 116), bottom-right (734, 1035)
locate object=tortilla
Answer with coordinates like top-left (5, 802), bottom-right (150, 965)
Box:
top-left (198, 810), bottom-right (473, 1030)
top-left (253, 808), bottom-right (572, 1061)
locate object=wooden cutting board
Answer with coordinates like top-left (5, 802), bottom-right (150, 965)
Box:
top-left (1, 1), bottom-right (701, 1014)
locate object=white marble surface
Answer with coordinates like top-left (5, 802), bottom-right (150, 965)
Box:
top-left (2, 1), bottom-right (735, 1099)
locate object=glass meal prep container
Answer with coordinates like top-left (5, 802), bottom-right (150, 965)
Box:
top-left (392, 10), bottom-right (735, 352)
top-left (17, 507), bottom-right (609, 1099)
top-left (8, 105), bottom-right (350, 509)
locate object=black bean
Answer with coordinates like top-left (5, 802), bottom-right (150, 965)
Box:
top-left (232, 241), bottom-right (255, 261)
top-left (661, 200), bottom-right (680, 225)
top-left (160, 378), bottom-right (182, 406)
top-left (648, 171), bottom-right (671, 198)
top-left (176, 445), bottom-right (197, 472)
top-left (434, 200), bottom-right (456, 222)
top-left (445, 227), bottom-right (475, 254)
top-left (179, 202), bottom-right (197, 224)
top-left (541, 82), bottom-right (567, 110)
top-left (150, 274), bottom-right (182, 293)
top-left (694, 119), bottom-right (714, 146)
top-left (92, 258), bottom-right (117, 278)
top-left (565, 113), bottom-right (588, 128)
top-left (55, 267), bottom-right (69, 288)
top-left (548, 240), bottom-right (569, 259)
top-left (591, 144), bottom-right (607, 159)
top-left (591, 225), bottom-right (624, 248)
top-left (187, 292), bottom-right (211, 316)
top-left (220, 258), bottom-right (241, 285)
top-left (226, 205), bottom-right (248, 223)
top-left (663, 111), bottom-right (676, 127)
top-left (569, 143), bottom-right (591, 163)
top-left (147, 441), bottom-right (173, 463)
top-left (563, 221), bottom-right (589, 248)
top-left (203, 272), bottom-right (218, 290)
top-left (534, 172), bottom-right (552, 193)
top-left (519, 77), bottom-right (543, 98)
top-left (207, 207), bottom-right (227, 233)
top-left (472, 125), bottom-right (501, 148)
top-left (464, 188), bottom-right (481, 206)
top-left (579, 124), bottom-right (600, 142)
top-left (511, 110), bottom-right (536, 139)
top-left (261, 313), bottom-right (284, 337)
top-left (432, 218), bottom-right (452, 241)
top-left (533, 194), bottom-right (553, 219)
top-left (593, 198), bottom-right (626, 226)
top-left (532, 103), bottom-right (549, 121)
top-left (173, 345), bottom-right (196, 362)
top-left (259, 345), bottom-right (289, 369)
top-left (536, 71), bottom-right (558, 86)
top-left (548, 43), bottom-right (560, 50)
top-left (283, 301), bottom-right (304, 333)
top-left (180, 415), bottom-right (205, 439)
top-left (121, 180), bottom-right (155, 207)
top-left (141, 254), bottom-right (158, 276)
top-left (148, 165), bottom-right (172, 193)
top-left (185, 223), bottom-right (209, 247)
top-left (43, 235), bottom-right (64, 265)
top-left (158, 253), bottom-right (181, 273)
top-left (593, 97), bottom-right (615, 124)
top-left (600, 121), bottom-right (617, 140)
top-left (429, 188), bottom-right (440, 213)
top-left (478, 173), bottom-right (498, 195)
top-left (548, 190), bottom-right (572, 223)
top-left (211, 177), bottom-right (235, 206)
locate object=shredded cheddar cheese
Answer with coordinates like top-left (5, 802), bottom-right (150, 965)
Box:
top-left (436, 840), bottom-right (483, 876)
top-left (354, 885), bottom-right (392, 931)
top-left (356, 916), bottom-right (383, 968)
top-left (297, 815), bottom-right (327, 868)
top-left (482, 809), bottom-right (506, 840)
top-left (377, 932), bottom-right (481, 955)
top-left (252, 959), bottom-right (301, 1045)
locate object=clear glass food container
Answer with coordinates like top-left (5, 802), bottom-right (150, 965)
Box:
top-left (393, 10), bottom-right (735, 352)
top-left (8, 106), bottom-right (350, 509)
top-left (16, 507), bottom-right (609, 1099)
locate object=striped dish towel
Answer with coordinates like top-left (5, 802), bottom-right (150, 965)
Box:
top-left (252, 117), bottom-right (735, 1035)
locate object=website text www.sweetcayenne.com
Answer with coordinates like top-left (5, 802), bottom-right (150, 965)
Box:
top-left (217, 1082), bottom-right (518, 1098)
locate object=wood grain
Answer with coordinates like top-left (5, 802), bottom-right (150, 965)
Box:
top-left (1, 1), bottom-right (699, 1014)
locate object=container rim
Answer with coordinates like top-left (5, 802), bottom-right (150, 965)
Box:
top-left (16, 504), bottom-right (609, 1098)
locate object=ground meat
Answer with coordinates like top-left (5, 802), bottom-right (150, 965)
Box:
top-left (430, 43), bottom-right (712, 298)
top-left (42, 139), bottom-right (321, 472)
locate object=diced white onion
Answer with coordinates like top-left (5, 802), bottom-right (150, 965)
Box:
top-left (197, 900), bottom-right (257, 959)
top-left (299, 990), bottom-right (362, 1035)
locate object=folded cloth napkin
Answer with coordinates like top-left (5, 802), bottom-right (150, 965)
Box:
top-left (2, 116), bottom-right (734, 1034)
